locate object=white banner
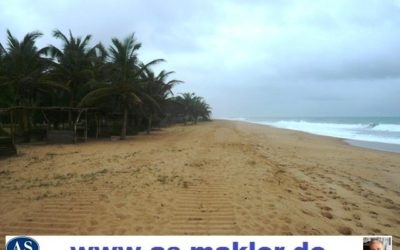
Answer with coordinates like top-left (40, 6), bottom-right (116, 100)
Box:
top-left (5, 236), bottom-right (392, 250)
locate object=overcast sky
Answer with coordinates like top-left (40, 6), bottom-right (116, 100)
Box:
top-left (1, 0), bottom-right (400, 117)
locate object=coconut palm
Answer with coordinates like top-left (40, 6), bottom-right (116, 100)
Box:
top-left (140, 68), bottom-right (182, 133)
top-left (192, 97), bottom-right (211, 122)
top-left (0, 30), bottom-right (52, 106)
top-left (0, 30), bottom-right (69, 140)
top-left (49, 29), bottom-right (102, 108)
top-left (0, 43), bottom-right (12, 107)
top-left (174, 93), bottom-right (211, 124)
top-left (79, 33), bottom-right (163, 139)
top-left (0, 42), bottom-right (5, 71)
top-left (0, 29), bottom-right (211, 141)
top-left (174, 93), bottom-right (196, 124)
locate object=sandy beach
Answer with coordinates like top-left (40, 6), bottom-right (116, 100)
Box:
top-left (1, 120), bottom-right (399, 246)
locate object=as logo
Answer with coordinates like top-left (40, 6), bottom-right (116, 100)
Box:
top-left (6, 236), bottom-right (39, 250)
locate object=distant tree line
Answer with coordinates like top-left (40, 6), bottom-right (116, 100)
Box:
top-left (0, 29), bottom-right (211, 140)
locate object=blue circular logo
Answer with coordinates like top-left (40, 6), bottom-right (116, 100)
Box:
top-left (6, 236), bottom-right (39, 250)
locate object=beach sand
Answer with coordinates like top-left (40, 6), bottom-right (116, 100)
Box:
top-left (1, 120), bottom-right (399, 246)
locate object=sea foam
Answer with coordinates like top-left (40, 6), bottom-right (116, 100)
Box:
top-left (237, 118), bottom-right (400, 145)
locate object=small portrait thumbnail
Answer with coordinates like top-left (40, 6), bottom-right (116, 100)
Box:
top-left (363, 237), bottom-right (392, 250)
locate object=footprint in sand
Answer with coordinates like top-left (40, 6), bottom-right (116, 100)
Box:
top-left (384, 203), bottom-right (397, 210)
top-left (337, 226), bottom-right (352, 235)
top-left (371, 228), bottom-right (382, 233)
top-left (368, 210), bottom-right (378, 218)
top-left (355, 222), bottom-right (363, 228)
top-left (321, 211), bottom-right (333, 219)
top-left (280, 217), bottom-right (292, 224)
top-left (350, 202), bottom-right (359, 208)
top-left (320, 205), bottom-right (333, 211)
top-left (301, 209), bottom-right (314, 216)
top-left (298, 183), bottom-right (308, 190)
top-left (299, 196), bottom-right (315, 202)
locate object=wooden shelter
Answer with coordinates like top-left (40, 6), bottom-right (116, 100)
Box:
top-left (0, 106), bottom-right (97, 144)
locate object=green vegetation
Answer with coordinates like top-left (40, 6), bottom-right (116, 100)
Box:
top-left (172, 93), bottom-right (211, 125)
top-left (0, 29), bottom-right (211, 141)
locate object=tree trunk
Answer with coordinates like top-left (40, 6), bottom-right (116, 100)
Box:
top-left (10, 110), bottom-right (15, 144)
top-left (68, 111), bottom-right (72, 129)
top-left (121, 107), bottom-right (128, 140)
top-left (68, 94), bottom-right (75, 128)
top-left (95, 113), bottom-right (99, 139)
top-left (146, 114), bottom-right (152, 135)
top-left (184, 112), bottom-right (187, 125)
top-left (84, 110), bottom-right (88, 141)
top-left (22, 109), bottom-right (31, 142)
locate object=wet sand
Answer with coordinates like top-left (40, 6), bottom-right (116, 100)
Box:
top-left (0, 120), bottom-right (399, 246)
top-left (346, 139), bottom-right (400, 154)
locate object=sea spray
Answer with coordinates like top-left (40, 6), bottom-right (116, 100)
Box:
top-left (238, 117), bottom-right (400, 145)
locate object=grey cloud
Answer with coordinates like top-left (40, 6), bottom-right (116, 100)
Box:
top-left (1, 0), bottom-right (400, 117)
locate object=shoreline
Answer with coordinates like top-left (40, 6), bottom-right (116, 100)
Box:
top-left (0, 120), bottom-right (399, 244)
top-left (345, 139), bottom-right (400, 154)
top-left (218, 119), bottom-right (400, 154)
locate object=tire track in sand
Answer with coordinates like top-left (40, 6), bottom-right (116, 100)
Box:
top-left (167, 174), bottom-right (238, 234)
top-left (0, 187), bottom-right (110, 246)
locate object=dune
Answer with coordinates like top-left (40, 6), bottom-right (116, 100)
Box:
top-left (0, 120), bottom-right (399, 247)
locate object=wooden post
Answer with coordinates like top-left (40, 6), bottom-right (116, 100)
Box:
top-left (95, 112), bottom-right (99, 139)
top-left (84, 109), bottom-right (88, 141)
top-left (147, 114), bottom-right (152, 134)
top-left (74, 110), bottom-right (84, 143)
top-left (41, 110), bottom-right (50, 131)
top-left (121, 107), bottom-right (128, 139)
top-left (10, 110), bottom-right (15, 144)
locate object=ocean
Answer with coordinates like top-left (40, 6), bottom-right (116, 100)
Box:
top-left (223, 117), bottom-right (400, 153)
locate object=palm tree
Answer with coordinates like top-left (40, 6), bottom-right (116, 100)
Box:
top-left (192, 97), bottom-right (211, 122)
top-left (0, 43), bottom-right (13, 107)
top-left (0, 29), bottom-right (210, 141)
top-left (174, 93), bottom-right (211, 124)
top-left (49, 30), bottom-right (101, 109)
top-left (79, 33), bottom-right (163, 139)
top-left (0, 42), bottom-right (5, 72)
top-left (90, 43), bottom-right (108, 83)
top-left (174, 93), bottom-right (196, 124)
top-left (0, 30), bottom-right (65, 141)
top-left (140, 68), bottom-right (182, 133)
top-left (0, 30), bottom-right (51, 106)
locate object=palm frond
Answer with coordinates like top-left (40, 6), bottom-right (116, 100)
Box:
top-left (35, 80), bottom-right (70, 92)
top-left (78, 86), bottom-right (116, 107)
top-left (52, 29), bottom-right (70, 45)
top-left (134, 59), bottom-right (165, 78)
top-left (6, 29), bottom-right (20, 50)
